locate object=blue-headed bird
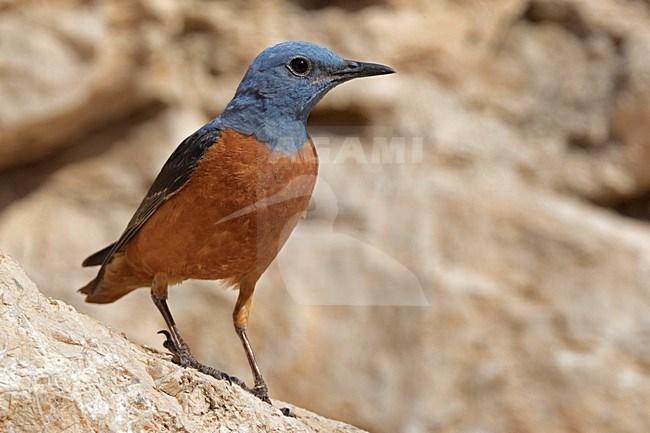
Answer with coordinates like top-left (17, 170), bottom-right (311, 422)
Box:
top-left (79, 41), bottom-right (394, 404)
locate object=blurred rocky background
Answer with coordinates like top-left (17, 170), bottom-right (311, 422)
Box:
top-left (1, 0), bottom-right (649, 432)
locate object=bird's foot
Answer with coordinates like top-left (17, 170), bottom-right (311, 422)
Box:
top-left (251, 382), bottom-right (272, 405)
top-left (250, 382), bottom-right (293, 416)
top-left (157, 330), bottom-right (244, 387)
top-left (157, 331), bottom-right (288, 411)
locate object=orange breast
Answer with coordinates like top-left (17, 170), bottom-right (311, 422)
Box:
top-left (124, 130), bottom-right (318, 284)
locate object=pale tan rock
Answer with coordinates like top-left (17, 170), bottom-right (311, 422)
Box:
top-left (0, 252), bottom-right (366, 433)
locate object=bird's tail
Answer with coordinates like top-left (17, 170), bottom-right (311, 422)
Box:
top-left (78, 251), bottom-right (146, 303)
top-left (78, 278), bottom-right (116, 304)
top-left (78, 279), bottom-right (94, 296)
top-left (78, 276), bottom-right (135, 304)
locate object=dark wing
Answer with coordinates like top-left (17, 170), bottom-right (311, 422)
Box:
top-left (82, 124), bottom-right (222, 291)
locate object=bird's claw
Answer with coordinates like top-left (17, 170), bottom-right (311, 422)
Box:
top-left (158, 330), bottom-right (179, 363)
top-left (220, 371), bottom-right (233, 385)
top-left (280, 407), bottom-right (294, 417)
top-left (157, 329), bottom-right (195, 366)
top-left (158, 330), bottom-right (242, 386)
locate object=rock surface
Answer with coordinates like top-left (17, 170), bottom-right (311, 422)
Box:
top-left (0, 252), bottom-right (365, 433)
top-left (1, 1), bottom-right (650, 432)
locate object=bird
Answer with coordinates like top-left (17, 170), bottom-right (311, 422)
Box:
top-left (79, 41), bottom-right (394, 405)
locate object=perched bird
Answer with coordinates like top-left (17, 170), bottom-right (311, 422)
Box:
top-left (79, 41), bottom-right (394, 404)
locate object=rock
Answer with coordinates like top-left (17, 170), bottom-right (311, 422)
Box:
top-left (0, 0), bottom-right (150, 170)
top-left (0, 252), bottom-right (366, 433)
top-left (1, 1), bottom-right (650, 432)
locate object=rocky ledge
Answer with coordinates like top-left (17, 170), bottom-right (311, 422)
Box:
top-left (0, 252), bottom-right (363, 433)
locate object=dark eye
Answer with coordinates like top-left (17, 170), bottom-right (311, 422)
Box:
top-left (288, 57), bottom-right (311, 76)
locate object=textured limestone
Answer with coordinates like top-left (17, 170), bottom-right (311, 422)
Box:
top-left (0, 252), bottom-right (366, 433)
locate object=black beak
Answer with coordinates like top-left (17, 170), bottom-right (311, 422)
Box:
top-left (333, 60), bottom-right (396, 81)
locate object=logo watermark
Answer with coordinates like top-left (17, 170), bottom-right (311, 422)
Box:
top-left (276, 179), bottom-right (429, 306)
top-left (311, 134), bottom-right (424, 164)
top-left (221, 128), bottom-right (430, 306)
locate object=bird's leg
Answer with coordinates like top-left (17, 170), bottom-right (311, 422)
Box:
top-left (236, 327), bottom-right (269, 400)
top-left (233, 281), bottom-right (271, 404)
top-left (150, 274), bottom-right (192, 364)
top-left (151, 274), bottom-right (240, 385)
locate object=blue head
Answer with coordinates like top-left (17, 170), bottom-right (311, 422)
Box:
top-left (217, 41), bottom-right (394, 153)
